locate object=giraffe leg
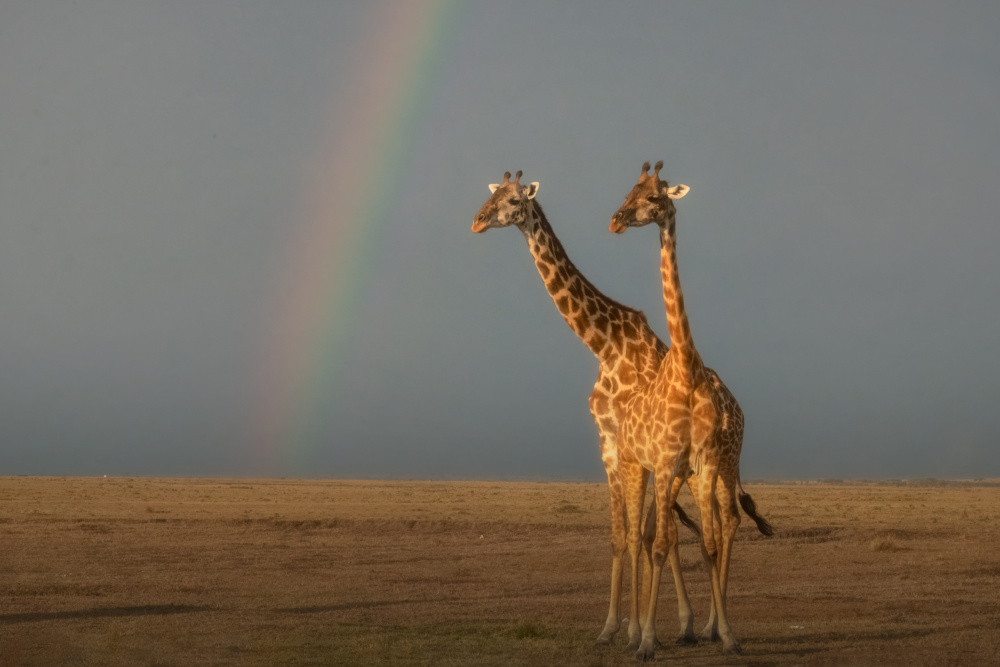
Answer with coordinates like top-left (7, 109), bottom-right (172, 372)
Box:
top-left (699, 560), bottom-right (721, 640)
top-left (702, 473), bottom-right (740, 641)
top-left (596, 465), bottom-right (627, 645)
top-left (687, 470), bottom-right (722, 642)
top-left (635, 469), bottom-right (676, 662)
top-left (640, 477), bottom-right (696, 648)
top-left (639, 487), bottom-right (653, 629)
top-left (698, 479), bottom-right (720, 642)
top-left (666, 475), bottom-right (696, 644)
top-left (691, 387), bottom-right (741, 654)
top-left (639, 490), bottom-right (666, 650)
top-left (624, 465), bottom-right (649, 651)
top-left (694, 468), bottom-right (741, 655)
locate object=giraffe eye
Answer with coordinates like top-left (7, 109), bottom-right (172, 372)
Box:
top-left (508, 198), bottom-right (519, 205)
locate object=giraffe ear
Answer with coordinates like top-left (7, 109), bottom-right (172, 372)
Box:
top-left (488, 183), bottom-right (500, 193)
top-left (524, 182), bottom-right (540, 199)
top-left (664, 184), bottom-right (690, 199)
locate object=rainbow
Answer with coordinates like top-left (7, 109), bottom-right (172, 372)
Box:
top-left (250, 0), bottom-right (461, 472)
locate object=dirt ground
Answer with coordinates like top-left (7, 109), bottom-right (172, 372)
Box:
top-left (1, 477), bottom-right (998, 665)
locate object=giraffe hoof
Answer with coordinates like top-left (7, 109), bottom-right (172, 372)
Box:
top-left (676, 633), bottom-right (698, 646)
top-left (625, 640), bottom-right (640, 652)
top-left (700, 628), bottom-right (720, 643)
top-left (595, 623), bottom-right (621, 645)
top-left (635, 639), bottom-right (656, 662)
top-left (722, 640), bottom-right (743, 655)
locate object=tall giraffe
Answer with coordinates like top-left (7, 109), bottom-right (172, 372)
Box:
top-left (616, 161), bottom-right (772, 644)
top-left (473, 170), bottom-right (691, 648)
top-left (626, 171), bottom-right (773, 648)
top-left (609, 161), bottom-right (753, 658)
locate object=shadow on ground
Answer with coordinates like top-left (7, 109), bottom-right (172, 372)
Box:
top-left (0, 604), bottom-right (212, 625)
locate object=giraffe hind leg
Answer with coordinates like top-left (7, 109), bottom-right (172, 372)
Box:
top-left (686, 472), bottom-right (720, 642)
top-left (701, 476), bottom-right (739, 642)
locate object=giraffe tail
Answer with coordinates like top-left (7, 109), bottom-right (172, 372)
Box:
top-left (737, 489), bottom-right (774, 537)
top-left (672, 502), bottom-right (700, 537)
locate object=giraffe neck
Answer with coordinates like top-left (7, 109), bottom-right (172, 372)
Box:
top-left (520, 202), bottom-right (643, 363)
top-left (659, 218), bottom-right (698, 379)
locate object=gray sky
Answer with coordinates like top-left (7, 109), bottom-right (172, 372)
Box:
top-left (1, 1), bottom-right (997, 480)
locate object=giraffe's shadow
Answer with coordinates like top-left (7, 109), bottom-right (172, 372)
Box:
top-left (0, 604), bottom-right (212, 625)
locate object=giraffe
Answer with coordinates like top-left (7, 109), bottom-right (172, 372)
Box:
top-left (609, 160), bottom-right (755, 658)
top-left (615, 161), bottom-right (773, 644)
top-left (473, 170), bottom-right (693, 649)
top-left (472, 170), bottom-right (771, 652)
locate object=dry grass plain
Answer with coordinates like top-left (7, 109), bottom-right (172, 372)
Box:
top-left (1, 477), bottom-right (999, 666)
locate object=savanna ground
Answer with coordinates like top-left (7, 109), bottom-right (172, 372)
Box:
top-left (1, 477), bottom-right (999, 666)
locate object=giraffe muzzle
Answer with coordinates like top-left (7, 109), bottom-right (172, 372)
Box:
top-left (471, 214), bottom-right (490, 233)
top-left (609, 215), bottom-right (627, 234)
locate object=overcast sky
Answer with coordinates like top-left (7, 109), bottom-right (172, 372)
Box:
top-left (1, 1), bottom-right (997, 480)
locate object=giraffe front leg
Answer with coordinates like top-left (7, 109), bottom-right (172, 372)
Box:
top-left (635, 470), bottom-right (676, 662)
top-left (639, 491), bottom-right (666, 650)
top-left (624, 466), bottom-right (649, 652)
top-left (668, 475), bottom-right (696, 645)
top-left (596, 467), bottom-right (627, 645)
top-left (596, 554), bottom-right (625, 645)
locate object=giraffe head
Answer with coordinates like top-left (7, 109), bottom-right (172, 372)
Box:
top-left (609, 161), bottom-right (689, 234)
top-left (472, 170), bottom-right (540, 233)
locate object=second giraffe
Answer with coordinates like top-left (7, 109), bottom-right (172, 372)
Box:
top-left (608, 161), bottom-right (766, 659)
